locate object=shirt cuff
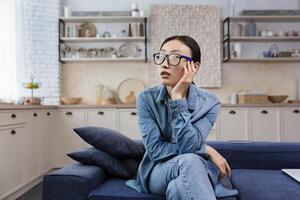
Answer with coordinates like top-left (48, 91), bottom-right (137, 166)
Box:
top-left (168, 99), bottom-right (189, 118)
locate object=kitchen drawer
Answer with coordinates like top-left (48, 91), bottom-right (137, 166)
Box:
top-left (0, 110), bottom-right (26, 126)
top-left (86, 109), bottom-right (116, 130)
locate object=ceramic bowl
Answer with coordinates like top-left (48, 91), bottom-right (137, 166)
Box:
top-left (61, 97), bottom-right (82, 105)
top-left (268, 95), bottom-right (288, 103)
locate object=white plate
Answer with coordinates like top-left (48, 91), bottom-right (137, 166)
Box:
top-left (117, 78), bottom-right (146, 104)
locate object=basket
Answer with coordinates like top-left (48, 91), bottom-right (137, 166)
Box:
top-left (238, 94), bottom-right (270, 104)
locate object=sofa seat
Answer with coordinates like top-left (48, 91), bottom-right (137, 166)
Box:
top-left (231, 169), bottom-right (300, 200)
top-left (87, 178), bottom-right (237, 200)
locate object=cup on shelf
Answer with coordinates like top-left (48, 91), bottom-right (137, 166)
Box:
top-left (231, 23), bottom-right (243, 36)
top-left (64, 7), bottom-right (71, 17)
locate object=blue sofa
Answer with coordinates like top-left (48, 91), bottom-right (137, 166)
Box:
top-left (42, 141), bottom-right (300, 200)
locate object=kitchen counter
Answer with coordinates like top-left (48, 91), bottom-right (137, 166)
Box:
top-left (1, 103), bottom-right (300, 110)
top-left (0, 103), bottom-right (56, 110)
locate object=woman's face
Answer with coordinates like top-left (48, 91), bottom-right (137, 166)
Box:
top-left (157, 40), bottom-right (193, 87)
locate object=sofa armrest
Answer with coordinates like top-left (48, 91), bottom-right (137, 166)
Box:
top-left (42, 163), bottom-right (107, 200)
top-left (207, 141), bottom-right (300, 170)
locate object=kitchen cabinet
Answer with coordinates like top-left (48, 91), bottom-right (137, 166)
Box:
top-left (117, 109), bottom-right (141, 140)
top-left (41, 110), bottom-right (55, 173)
top-left (0, 110), bottom-right (26, 126)
top-left (86, 108), bottom-right (116, 130)
top-left (25, 109), bottom-right (54, 183)
top-left (25, 110), bottom-right (43, 182)
top-left (53, 109), bottom-right (85, 167)
top-left (249, 108), bottom-right (280, 141)
top-left (281, 107), bottom-right (300, 141)
top-left (0, 125), bottom-right (26, 199)
top-left (218, 108), bottom-right (248, 141)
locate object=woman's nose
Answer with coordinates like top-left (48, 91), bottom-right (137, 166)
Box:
top-left (161, 58), bottom-right (170, 69)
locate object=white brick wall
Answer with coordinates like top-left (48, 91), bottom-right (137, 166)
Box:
top-left (23, 0), bottom-right (61, 105)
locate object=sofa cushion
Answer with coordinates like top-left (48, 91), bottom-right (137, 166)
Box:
top-left (207, 141), bottom-right (300, 170)
top-left (231, 169), bottom-right (300, 200)
top-left (43, 164), bottom-right (107, 200)
top-left (87, 178), bottom-right (237, 200)
top-left (73, 126), bottom-right (144, 159)
top-left (67, 147), bottom-right (139, 178)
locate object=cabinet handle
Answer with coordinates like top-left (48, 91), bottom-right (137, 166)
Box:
top-left (261, 110), bottom-right (268, 114)
top-left (130, 112), bottom-right (137, 116)
top-left (11, 113), bottom-right (17, 118)
top-left (10, 130), bottom-right (16, 135)
top-left (47, 112), bottom-right (51, 116)
top-left (66, 111), bottom-right (73, 116)
top-left (97, 111), bottom-right (104, 115)
top-left (229, 110), bottom-right (236, 114)
top-left (293, 109), bottom-right (300, 114)
top-left (33, 113), bottom-right (38, 117)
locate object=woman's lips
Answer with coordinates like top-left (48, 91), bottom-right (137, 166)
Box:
top-left (160, 71), bottom-right (171, 77)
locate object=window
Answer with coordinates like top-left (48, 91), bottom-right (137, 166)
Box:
top-left (0, 0), bottom-right (24, 103)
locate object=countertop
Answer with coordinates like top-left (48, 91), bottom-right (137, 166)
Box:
top-left (1, 103), bottom-right (300, 110)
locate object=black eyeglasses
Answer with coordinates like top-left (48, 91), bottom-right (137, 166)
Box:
top-left (153, 53), bottom-right (193, 66)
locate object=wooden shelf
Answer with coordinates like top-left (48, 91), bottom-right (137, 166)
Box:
top-left (228, 58), bottom-right (300, 63)
top-left (61, 57), bottom-right (146, 63)
top-left (223, 36), bottom-right (300, 42)
top-left (227, 15), bottom-right (300, 22)
top-left (60, 37), bottom-right (145, 42)
top-left (59, 16), bottom-right (146, 23)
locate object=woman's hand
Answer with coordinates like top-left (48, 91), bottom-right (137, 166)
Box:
top-left (171, 61), bottom-right (199, 99)
top-left (206, 145), bottom-right (231, 180)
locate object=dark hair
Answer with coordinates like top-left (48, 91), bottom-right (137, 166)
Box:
top-left (160, 35), bottom-right (201, 63)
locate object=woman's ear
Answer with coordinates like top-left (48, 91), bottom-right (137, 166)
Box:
top-left (195, 62), bottom-right (200, 70)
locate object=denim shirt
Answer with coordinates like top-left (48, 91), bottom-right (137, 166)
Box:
top-left (126, 84), bottom-right (237, 197)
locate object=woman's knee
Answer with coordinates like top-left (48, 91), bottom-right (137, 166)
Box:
top-left (176, 153), bottom-right (207, 170)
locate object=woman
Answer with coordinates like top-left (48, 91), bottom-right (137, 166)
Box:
top-left (126, 35), bottom-right (238, 200)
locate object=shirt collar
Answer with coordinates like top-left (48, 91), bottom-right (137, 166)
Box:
top-left (155, 84), bottom-right (197, 110)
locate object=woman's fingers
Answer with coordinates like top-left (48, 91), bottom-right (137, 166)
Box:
top-left (225, 162), bottom-right (232, 177)
top-left (219, 164), bottom-right (226, 179)
top-left (191, 61), bottom-right (196, 72)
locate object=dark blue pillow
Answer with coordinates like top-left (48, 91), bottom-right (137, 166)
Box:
top-left (67, 147), bottom-right (139, 178)
top-left (73, 126), bottom-right (144, 159)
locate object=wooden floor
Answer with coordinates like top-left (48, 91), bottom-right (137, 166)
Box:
top-left (17, 183), bottom-right (42, 200)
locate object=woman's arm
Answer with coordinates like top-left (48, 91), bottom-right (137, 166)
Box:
top-left (206, 145), bottom-right (231, 179)
top-left (137, 92), bottom-right (179, 163)
top-left (169, 99), bottom-right (221, 154)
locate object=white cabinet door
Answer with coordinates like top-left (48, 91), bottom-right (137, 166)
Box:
top-left (54, 109), bottom-right (85, 167)
top-left (25, 110), bottom-right (43, 182)
top-left (41, 110), bottom-right (55, 173)
top-left (117, 109), bottom-right (140, 140)
top-left (249, 108), bottom-right (280, 141)
top-left (218, 108), bottom-right (248, 141)
top-left (0, 125), bottom-right (25, 199)
top-left (86, 109), bottom-right (116, 130)
top-left (281, 107), bottom-right (300, 142)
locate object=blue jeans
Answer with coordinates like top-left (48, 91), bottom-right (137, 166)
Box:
top-left (148, 153), bottom-right (217, 200)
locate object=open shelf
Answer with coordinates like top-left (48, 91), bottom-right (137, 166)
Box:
top-left (227, 15), bottom-right (300, 22)
top-left (228, 57), bottom-right (300, 63)
top-left (222, 16), bottom-right (300, 62)
top-left (223, 36), bottom-right (300, 42)
top-left (59, 16), bottom-right (146, 23)
top-left (60, 37), bottom-right (145, 42)
top-left (61, 57), bottom-right (146, 63)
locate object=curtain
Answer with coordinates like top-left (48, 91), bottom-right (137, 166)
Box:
top-left (0, 0), bottom-right (24, 103)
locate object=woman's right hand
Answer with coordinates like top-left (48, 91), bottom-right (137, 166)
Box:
top-left (206, 145), bottom-right (231, 179)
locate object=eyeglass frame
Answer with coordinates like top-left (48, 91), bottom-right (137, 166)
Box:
top-left (152, 52), bottom-right (193, 67)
